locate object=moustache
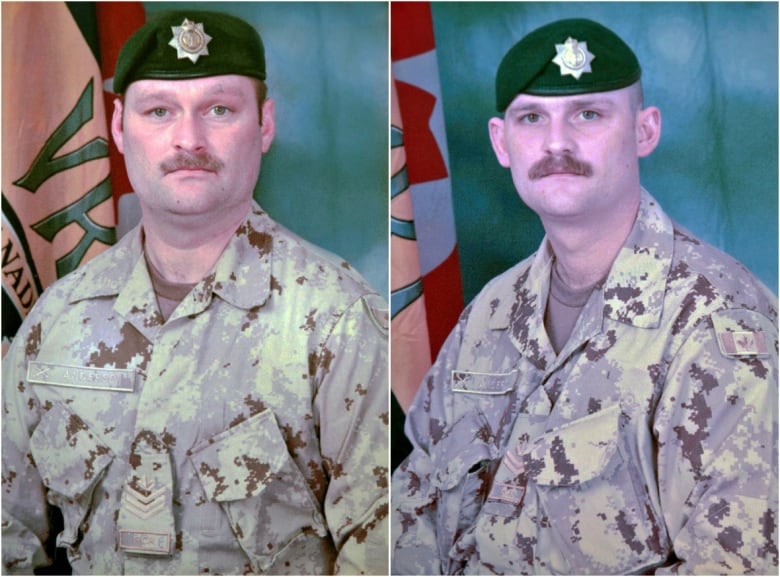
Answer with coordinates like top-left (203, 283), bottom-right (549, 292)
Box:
top-left (528, 155), bottom-right (593, 180)
top-left (160, 152), bottom-right (224, 174)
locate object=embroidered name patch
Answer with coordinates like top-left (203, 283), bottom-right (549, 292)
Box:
top-left (27, 361), bottom-right (136, 392)
top-left (451, 369), bottom-right (518, 395)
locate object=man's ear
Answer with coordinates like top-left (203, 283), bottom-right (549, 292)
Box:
top-left (488, 117), bottom-right (511, 168)
top-left (111, 97), bottom-right (124, 154)
top-left (260, 98), bottom-right (276, 153)
top-left (636, 105), bottom-right (661, 158)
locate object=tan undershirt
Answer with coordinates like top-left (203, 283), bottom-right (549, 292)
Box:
top-left (145, 255), bottom-right (197, 321)
top-left (544, 262), bottom-right (601, 355)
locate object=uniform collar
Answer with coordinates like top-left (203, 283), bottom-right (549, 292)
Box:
top-left (207, 204), bottom-right (273, 311)
top-left (489, 188), bottom-right (674, 333)
top-left (600, 188), bottom-right (674, 328)
top-left (69, 202), bottom-right (274, 317)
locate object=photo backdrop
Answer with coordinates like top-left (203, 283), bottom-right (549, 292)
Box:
top-left (431, 1), bottom-right (778, 304)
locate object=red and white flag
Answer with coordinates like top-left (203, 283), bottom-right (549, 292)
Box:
top-left (391, 2), bottom-right (464, 411)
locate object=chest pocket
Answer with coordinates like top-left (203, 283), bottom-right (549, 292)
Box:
top-left (526, 405), bottom-right (666, 574)
top-left (419, 369), bottom-right (518, 573)
top-left (30, 402), bottom-right (115, 549)
top-left (190, 409), bottom-right (329, 574)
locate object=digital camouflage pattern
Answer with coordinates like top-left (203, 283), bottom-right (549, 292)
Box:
top-left (392, 190), bottom-right (778, 574)
top-left (3, 202), bottom-right (389, 575)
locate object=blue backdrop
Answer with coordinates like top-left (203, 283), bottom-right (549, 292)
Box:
top-left (430, 2), bottom-right (778, 303)
top-left (144, 2), bottom-right (389, 296)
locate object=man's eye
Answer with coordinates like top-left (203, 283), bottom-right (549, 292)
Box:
top-left (211, 105), bottom-right (230, 116)
top-left (580, 110), bottom-right (600, 120)
top-left (521, 113), bottom-right (541, 124)
top-left (149, 108), bottom-right (168, 118)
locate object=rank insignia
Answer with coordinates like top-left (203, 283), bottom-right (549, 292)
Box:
top-left (117, 438), bottom-right (175, 556)
top-left (123, 476), bottom-right (167, 519)
top-left (552, 37), bottom-right (595, 80)
top-left (487, 441), bottom-right (527, 505)
top-left (169, 18), bottom-right (212, 63)
top-left (502, 443), bottom-right (525, 477)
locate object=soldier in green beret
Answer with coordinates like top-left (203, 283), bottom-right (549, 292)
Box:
top-left (2, 10), bottom-right (388, 575)
top-left (392, 18), bottom-right (777, 574)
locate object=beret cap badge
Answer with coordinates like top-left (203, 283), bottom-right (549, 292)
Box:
top-left (552, 37), bottom-right (594, 80)
top-left (169, 18), bottom-right (212, 63)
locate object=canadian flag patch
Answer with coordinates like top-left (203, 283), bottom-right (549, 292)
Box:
top-left (712, 309), bottom-right (773, 359)
top-left (717, 330), bottom-right (768, 357)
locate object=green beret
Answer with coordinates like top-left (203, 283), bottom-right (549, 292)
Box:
top-left (113, 10), bottom-right (266, 94)
top-left (495, 18), bottom-right (640, 112)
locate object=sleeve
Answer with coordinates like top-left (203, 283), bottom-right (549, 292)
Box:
top-left (390, 312), bottom-right (467, 575)
top-left (2, 317), bottom-right (52, 574)
top-left (313, 293), bottom-right (390, 575)
top-left (654, 308), bottom-right (778, 574)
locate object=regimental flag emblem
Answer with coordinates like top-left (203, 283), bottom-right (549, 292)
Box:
top-left (552, 37), bottom-right (595, 80)
top-left (169, 18), bottom-right (211, 63)
top-left (2, 3), bottom-right (118, 356)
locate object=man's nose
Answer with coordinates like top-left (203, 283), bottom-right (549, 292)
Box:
top-left (543, 116), bottom-right (576, 156)
top-left (172, 113), bottom-right (207, 152)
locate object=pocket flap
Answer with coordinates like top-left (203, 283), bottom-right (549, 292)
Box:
top-left (431, 414), bottom-right (496, 491)
top-left (432, 444), bottom-right (494, 491)
top-left (30, 403), bottom-right (114, 498)
top-left (527, 405), bottom-right (621, 487)
top-left (190, 410), bottom-right (288, 502)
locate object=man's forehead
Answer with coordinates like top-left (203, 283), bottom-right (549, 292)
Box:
top-left (127, 75), bottom-right (256, 99)
top-left (505, 88), bottom-right (627, 112)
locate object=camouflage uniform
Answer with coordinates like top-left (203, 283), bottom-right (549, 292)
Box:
top-left (3, 202), bottom-right (389, 575)
top-left (392, 190), bottom-right (778, 574)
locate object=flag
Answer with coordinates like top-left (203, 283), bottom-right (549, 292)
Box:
top-left (391, 78), bottom-right (433, 412)
top-left (1, 2), bottom-right (143, 354)
top-left (391, 1), bottom-right (464, 412)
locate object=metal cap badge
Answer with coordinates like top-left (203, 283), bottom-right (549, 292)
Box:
top-left (552, 37), bottom-right (595, 80)
top-left (169, 18), bottom-right (212, 63)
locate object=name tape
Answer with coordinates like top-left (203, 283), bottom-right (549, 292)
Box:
top-left (27, 361), bottom-right (136, 392)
